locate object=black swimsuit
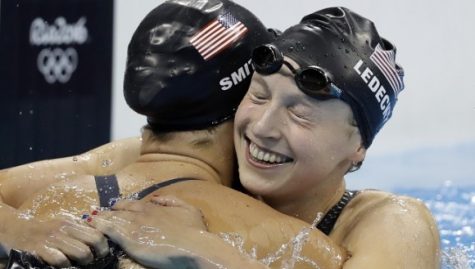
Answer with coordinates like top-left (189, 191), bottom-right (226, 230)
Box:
top-left (316, 190), bottom-right (359, 235)
top-left (94, 175), bottom-right (196, 208)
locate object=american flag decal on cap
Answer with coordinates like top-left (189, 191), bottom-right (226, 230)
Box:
top-left (370, 44), bottom-right (404, 95)
top-left (190, 11), bottom-right (248, 61)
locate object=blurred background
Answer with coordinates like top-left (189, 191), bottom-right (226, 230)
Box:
top-left (1, 1), bottom-right (474, 264)
top-left (1, 0), bottom-right (474, 191)
top-left (112, 0), bottom-right (475, 191)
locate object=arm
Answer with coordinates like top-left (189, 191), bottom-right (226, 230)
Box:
top-left (0, 137), bottom-right (141, 207)
top-left (90, 193), bottom-right (346, 269)
top-left (0, 203), bottom-right (109, 267)
top-left (338, 192), bottom-right (440, 269)
top-left (157, 181), bottom-right (347, 269)
top-left (0, 138), bottom-right (140, 265)
top-left (89, 198), bottom-right (270, 269)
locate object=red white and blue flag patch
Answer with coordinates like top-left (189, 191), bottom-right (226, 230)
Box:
top-left (190, 12), bottom-right (248, 61)
top-left (370, 44), bottom-right (404, 95)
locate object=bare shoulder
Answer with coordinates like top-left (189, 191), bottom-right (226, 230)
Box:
top-left (80, 137), bottom-right (142, 175)
top-left (353, 190), bottom-right (437, 224)
top-left (332, 190), bottom-right (441, 269)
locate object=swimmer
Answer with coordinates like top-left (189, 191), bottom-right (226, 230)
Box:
top-left (0, 1), bottom-right (345, 268)
top-left (90, 6), bottom-right (441, 269)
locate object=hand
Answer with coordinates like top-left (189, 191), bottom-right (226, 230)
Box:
top-left (88, 197), bottom-right (268, 269)
top-left (0, 216), bottom-right (109, 267)
top-left (87, 196), bottom-right (216, 268)
top-left (112, 195), bottom-right (207, 230)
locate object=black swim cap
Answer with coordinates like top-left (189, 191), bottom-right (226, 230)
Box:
top-left (266, 7), bottom-right (404, 147)
top-left (124, 0), bottom-right (273, 131)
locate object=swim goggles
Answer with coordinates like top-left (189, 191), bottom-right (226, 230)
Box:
top-left (251, 44), bottom-right (343, 100)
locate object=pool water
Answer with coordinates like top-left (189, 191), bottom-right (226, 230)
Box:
top-left (395, 182), bottom-right (475, 269)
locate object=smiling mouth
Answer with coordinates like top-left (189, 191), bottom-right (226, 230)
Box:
top-left (247, 139), bottom-right (293, 165)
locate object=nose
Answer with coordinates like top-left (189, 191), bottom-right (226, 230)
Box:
top-left (251, 104), bottom-right (282, 140)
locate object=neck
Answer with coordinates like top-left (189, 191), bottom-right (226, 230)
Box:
top-left (139, 122), bottom-right (236, 186)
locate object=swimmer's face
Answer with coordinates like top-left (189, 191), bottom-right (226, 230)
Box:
top-left (234, 60), bottom-right (365, 201)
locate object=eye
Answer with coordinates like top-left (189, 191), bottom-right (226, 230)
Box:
top-left (289, 107), bottom-right (312, 123)
top-left (247, 85), bottom-right (269, 104)
top-left (249, 92), bottom-right (268, 104)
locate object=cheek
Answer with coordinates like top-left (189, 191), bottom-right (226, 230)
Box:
top-left (235, 98), bottom-right (259, 129)
top-left (290, 126), bottom-right (349, 162)
top-left (235, 98), bottom-right (251, 123)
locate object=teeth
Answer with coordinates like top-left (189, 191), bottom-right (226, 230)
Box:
top-left (249, 142), bottom-right (291, 164)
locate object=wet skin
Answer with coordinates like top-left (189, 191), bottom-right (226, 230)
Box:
top-left (12, 123), bottom-right (346, 269)
top-left (233, 62), bottom-right (441, 269)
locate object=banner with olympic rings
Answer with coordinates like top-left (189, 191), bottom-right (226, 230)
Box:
top-left (0, 0), bottom-right (114, 168)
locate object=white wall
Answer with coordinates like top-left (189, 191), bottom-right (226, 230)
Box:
top-left (112, 0), bottom-right (475, 190)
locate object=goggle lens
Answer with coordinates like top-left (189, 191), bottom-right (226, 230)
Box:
top-left (251, 44), bottom-right (342, 100)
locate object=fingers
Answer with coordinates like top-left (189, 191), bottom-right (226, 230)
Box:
top-left (61, 223), bottom-right (109, 258)
top-left (150, 195), bottom-right (194, 210)
top-left (111, 199), bottom-right (146, 212)
top-left (87, 216), bottom-right (131, 248)
top-left (36, 245), bottom-right (72, 268)
top-left (150, 196), bottom-right (205, 222)
top-left (45, 233), bottom-right (95, 265)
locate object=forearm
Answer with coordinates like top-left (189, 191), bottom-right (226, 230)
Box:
top-left (0, 137), bottom-right (141, 207)
top-left (0, 158), bottom-right (80, 207)
top-left (0, 202), bottom-right (23, 257)
top-left (248, 218), bottom-right (346, 269)
top-left (122, 228), bottom-right (269, 269)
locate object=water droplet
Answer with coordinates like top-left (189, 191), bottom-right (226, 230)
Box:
top-left (169, 69), bottom-right (178, 77)
top-left (287, 46), bottom-right (294, 52)
top-left (29, 110), bottom-right (34, 115)
top-left (19, 111), bottom-right (23, 116)
top-left (345, 48), bottom-right (350, 54)
top-left (29, 146), bottom-right (33, 151)
top-left (182, 65), bottom-right (192, 74)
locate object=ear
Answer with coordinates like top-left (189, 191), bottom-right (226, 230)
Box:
top-left (349, 143), bottom-right (366, 163)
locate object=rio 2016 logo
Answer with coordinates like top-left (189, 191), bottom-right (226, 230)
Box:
top-left (30, 17), bottom-right (88, 84)
top-left (37, 47), bottom-right (78, 84)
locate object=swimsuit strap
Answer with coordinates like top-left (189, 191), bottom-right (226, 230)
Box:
top-left (316, 190), bottom-right (359, 235)
top-left (133, 178), bottom-right (197, 200)
top-left (94, 175), bottom-right (198, 207)
top-left (94, 175), bottom-right (120, 208)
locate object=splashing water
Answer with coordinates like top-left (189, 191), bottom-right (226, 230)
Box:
top-left (219, 213), bottom-right (326, 269)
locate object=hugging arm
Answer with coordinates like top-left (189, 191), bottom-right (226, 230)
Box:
top-left (0, 137), bottom-right (141, 265)
top-left (0, 137), bottom-right (141, 207)
top-left (89, 198), bottom-right (269, 269)
top-left (90, 194), bottom-right (347, 269)
top-left (0, 203), bottom-right (109, 267)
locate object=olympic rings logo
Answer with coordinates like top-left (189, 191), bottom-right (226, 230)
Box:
top-left (37, 47), bottom-right (78, 84)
